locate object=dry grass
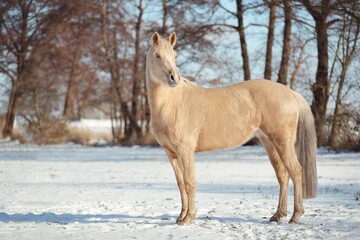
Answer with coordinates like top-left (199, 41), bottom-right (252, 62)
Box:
top-left (28, 120), bottom-right (67, 144)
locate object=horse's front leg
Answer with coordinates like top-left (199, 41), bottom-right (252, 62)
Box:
top-left (176, 147), bottom-right (196, 225)
top-left (164, 148), bottom-right (188, 223)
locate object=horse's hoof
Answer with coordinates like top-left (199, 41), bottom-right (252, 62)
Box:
top-left (176, 217), bottom-right (185, 223)
top-left (270, 216), bottom-right (280, 223)
top-left (176, 219), bottom-right (190, 226)
top-left (270, 211), bottom-right (287, 223)
top-left (288, 218), bottom-right (300, 224)
top-left (176, 211), bottom-right (187, 223)
top-left (176, 214), bottom-right (195, 225)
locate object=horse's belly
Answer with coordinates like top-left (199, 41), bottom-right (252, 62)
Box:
top-left (196, 124), bottom-right (256, 152)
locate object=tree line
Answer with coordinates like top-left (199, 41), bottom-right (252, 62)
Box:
top-left (0, 0), bottom-right (359, 149)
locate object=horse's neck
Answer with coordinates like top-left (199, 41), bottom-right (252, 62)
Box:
top-left (148, 81), bottom-right (171, 110)
top-left (147, 80), bottom-right (183, 115)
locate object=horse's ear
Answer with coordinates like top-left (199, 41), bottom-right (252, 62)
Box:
top-left (169, 32), bottom-right (176, 47)
top-left (152, 32), bottom-right (160, 46)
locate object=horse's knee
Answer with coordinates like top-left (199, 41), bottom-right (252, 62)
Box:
top-left (185, 182), bottom-right (195, 194)
top-left (177, 181), bottom-right (185, 190)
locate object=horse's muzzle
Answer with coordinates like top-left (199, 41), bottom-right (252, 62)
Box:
top-left (168, 73), bottom-right (180, 87)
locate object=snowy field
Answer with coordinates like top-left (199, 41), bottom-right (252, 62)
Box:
top-left (0, 141), bottom-right (359, 240)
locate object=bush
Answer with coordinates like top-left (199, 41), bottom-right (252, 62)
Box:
top-left (326, 106), bottom-right (360, 151)
top-left (27, 118), bottom-right (68, 145)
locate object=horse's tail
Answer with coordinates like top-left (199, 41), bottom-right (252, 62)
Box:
top-left (294, 92), bottom-right (317, 199)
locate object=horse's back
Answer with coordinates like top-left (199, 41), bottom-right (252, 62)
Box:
top-left (237, 79), bottom-right (300, 140)
top-left (235, 79), bottom-right (295, 98)
top-left (194, 80), bottom-right (296, 151)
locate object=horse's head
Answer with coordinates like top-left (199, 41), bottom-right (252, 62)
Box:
top-left (147, 32), bottom-right (180, 87)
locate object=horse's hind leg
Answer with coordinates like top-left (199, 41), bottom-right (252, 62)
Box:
top-left (259, 136), bottom-right (289, 222)
top-left (164, 148), bottom-right (188, 223)
top-left (274, 142), bottom-right (304, 224)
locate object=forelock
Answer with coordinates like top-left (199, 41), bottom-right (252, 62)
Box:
top-left (157, 39), bottom-right (173, 52)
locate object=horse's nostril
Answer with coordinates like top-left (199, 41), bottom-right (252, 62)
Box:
top-left (170, 74), bottom-right (175, 81)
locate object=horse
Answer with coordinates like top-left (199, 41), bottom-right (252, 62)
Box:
top-left (146, 32), bottom-right (317, 225)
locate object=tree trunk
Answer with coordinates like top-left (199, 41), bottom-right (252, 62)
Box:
top-left (2, 1), bottom-right (29, 138)
top-left (2, 85), bottom-right (18, 138)
top-left (3, 45), bottom-right (26, 138)
top-left (63, 45), bottom-right (80, 120)
top-left (328, 68), bottom-right (346, 147)
top-left (301, 0), bottom-right (333, 145)
top-left (311, 18), bottom-right (329, 145)
top-left (264, 0), bottom-right (277, 80)
top-left (289, 56), bottom-right (302, 90)
top-left (236, 0), bottom-right (251, 80)
top-left (160, 0), bottom-right (168, 35)
top-left (63, 79), bottom-right (76, 119)
top-left (130, 0), bottom-right (144, 142)
top-left (277, 0), bottom-right (292, 85)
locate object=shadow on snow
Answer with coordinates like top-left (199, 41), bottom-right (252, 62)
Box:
top-left (0, 212), bottom-right (263, 225)
top-left (0, 212), bottom-right (172, 224)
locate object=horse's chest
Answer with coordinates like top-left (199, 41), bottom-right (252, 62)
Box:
top-left (150, 116), bottom-right (179, 144)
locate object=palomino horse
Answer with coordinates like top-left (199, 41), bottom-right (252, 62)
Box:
top-left (146, 32), bottom-right (317, 225)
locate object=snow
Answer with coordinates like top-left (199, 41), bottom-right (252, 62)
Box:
top-left (0, 142), bottom-right (359, 239)
top-left (67, 119), bottom-right (113, 133)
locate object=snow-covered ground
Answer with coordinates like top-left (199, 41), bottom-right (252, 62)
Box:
top-left (0, 141), bottom-right (359, 239)
top-left (67, 119), bottom-right (113, 134)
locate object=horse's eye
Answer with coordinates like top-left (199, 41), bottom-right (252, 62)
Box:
top-left (155, 54), bottom-right (160, 59)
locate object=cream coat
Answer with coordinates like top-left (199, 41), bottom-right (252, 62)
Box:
top-left (146, 32), bottom-right (317, 225)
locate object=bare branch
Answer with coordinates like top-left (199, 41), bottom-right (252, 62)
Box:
top-left (199, 23), bottom-right (237, 31)
top-left (216, 1), bottom-right (236, 17)
top-left (0, 64), bottom-right (16, 84)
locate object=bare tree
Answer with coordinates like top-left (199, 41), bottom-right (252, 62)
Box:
top-left (101, 1), bottom-right (129, 140)
top-left (236, 0), bottom-right (251, 80)
top-left (299, 0), bottom-right (360, 145)
top-left (129, 0), bottom-right (144, 142)
top-left (101, 0), bottom-right (147, 144)
top-left (0, 0), bottom-right (75, 138)
top-left (1, 0), bottom-right (359, 149)
top-left (328, 10), bottom-right (360, 147)
top-left (299, 0), bottom-right (335, 145)
top-left (160, 0), bottom-right (168, 35)
top-left (62, 15), bottom-right (88, 120)
top-left (210, 0), bottom-right (255, 80)
top-left (264, 0), bottom-right (278, 80)
top-left (277, 0), bottom-right (292, 85)
top-left (288, 35), bottom-right (312, 90)
top-left (160, 1), bottom-right (219, 79)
